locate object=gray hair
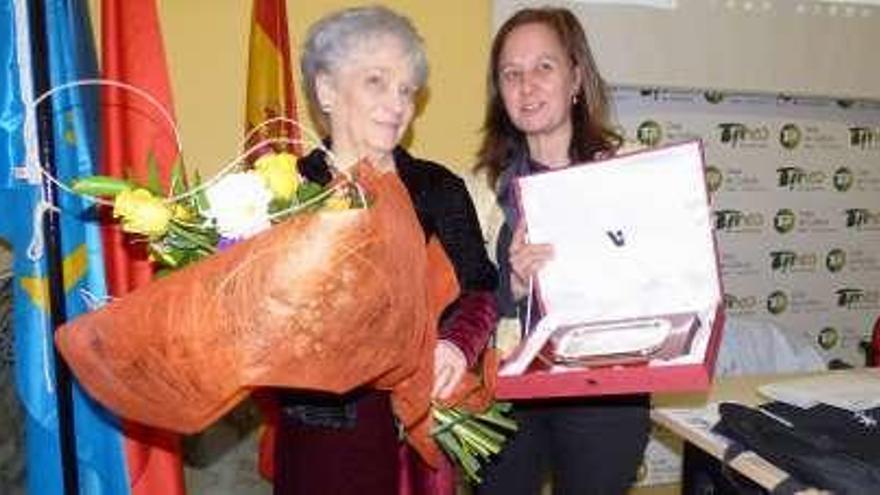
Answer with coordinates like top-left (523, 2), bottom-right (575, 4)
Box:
top-left (300, 6), bottom-right (428, 114)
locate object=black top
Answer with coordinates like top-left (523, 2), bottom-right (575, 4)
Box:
top-left (298, 147), bottom-right (498, 293)
top-left (493, 155), bottom-right (552, 326)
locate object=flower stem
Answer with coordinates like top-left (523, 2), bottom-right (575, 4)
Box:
top-left (167, 220), bottom-right (217, 254)
top-left (431, 402), bottom-right (518, 484)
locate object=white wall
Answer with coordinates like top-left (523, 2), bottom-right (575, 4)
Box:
top-left (495, 0), bottom-right (880, 99)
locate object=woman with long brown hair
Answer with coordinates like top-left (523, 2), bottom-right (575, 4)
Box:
top-left (472, 8), bottom-right (649, 494)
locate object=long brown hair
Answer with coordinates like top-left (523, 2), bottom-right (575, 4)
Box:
top-left (474, 7), bottom-right (621, 186)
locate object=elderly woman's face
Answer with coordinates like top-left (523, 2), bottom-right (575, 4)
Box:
top-left (317, 34), bottom-right (418, 161)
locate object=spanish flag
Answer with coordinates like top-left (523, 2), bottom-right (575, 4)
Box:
top-left (245, 0), bottom-right (301, 480)
top-left (245, 0), bottom-right (301, 158)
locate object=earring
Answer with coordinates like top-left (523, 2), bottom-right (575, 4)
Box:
top-left (321, 103), bottom-right (332, 114)
top-left (571, 93), bottom-right (579, 105)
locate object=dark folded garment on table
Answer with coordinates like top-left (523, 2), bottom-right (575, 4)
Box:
top-left (713, 401), bottom-right (880, 495)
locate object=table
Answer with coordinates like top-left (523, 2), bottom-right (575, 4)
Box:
top-left (649, 369), bottom-right (877, 493)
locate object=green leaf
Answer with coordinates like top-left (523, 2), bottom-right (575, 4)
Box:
top-left (71, 176), bottom-right (134, 197)
top-left (435, 430), bottom-right (482, 483)
top-left (466, 418), bottom-right (506, 445)
top-left (476, 404), bottom-right (518, 432)
top-left (145, 151), bottom-right (163, 196)
top-left (167, 221), bottom-right (217, 255)
top-left (170, 159), bottom-right (188, 196)
top-left (430, 402), bottom-right (519, 484)
top-left (148, 243), bottom-right (180, 269)
top-left (193, 170), bottom-right (210, 212)
top-left (452, 423), bottom-right (495, 457)
top-left (296, 181), bottom-right (325, 204)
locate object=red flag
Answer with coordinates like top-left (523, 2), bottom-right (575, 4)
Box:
top-left (245, 0), bottom-right (302, 158)
top-left (100, 1), bottom-right (185, 493)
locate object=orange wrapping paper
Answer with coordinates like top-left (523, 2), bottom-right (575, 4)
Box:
top-left (56, 164), bottom-right (456, 464)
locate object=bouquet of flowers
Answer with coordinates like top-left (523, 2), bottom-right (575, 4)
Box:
top-left (72, 151), bottom-right (361, 268)
top-left (56, 144), bottom-right (514, 482)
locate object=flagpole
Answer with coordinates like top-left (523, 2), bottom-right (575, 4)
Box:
top-left (27, 0), bottom-right (80, 493)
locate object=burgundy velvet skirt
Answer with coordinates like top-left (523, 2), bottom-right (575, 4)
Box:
top-left (273, 389), bottom-right (399, 495)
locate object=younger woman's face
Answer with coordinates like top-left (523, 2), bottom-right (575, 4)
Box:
top-left (497, 22), bottom-right (580, 142)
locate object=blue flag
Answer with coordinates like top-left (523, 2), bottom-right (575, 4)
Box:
top-left (2, 1), bottom-right (131, 493)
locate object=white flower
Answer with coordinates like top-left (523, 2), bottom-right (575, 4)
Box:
top-left (204, 171), bottom-right (273, 239)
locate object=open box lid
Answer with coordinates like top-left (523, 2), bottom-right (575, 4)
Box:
top-left (497, 141), bottom-right (724, 385)
top-left (515, 140), bottom-right (721, 323)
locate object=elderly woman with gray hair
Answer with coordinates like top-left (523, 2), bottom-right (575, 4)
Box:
top-left (269, 6), bottom-right (498, 494)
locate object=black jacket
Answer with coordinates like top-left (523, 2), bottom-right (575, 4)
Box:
top-left (298, 146), bottom-right (497, 294)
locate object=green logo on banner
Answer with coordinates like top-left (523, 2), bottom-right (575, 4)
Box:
top-left (836, 288), bottom-right (867, 308)
top-left (817, 327), bottom-right (840, 350)
top-left (718, 123), bottom-right (769, 147)
top-left (779, 123), bottom-right (801, 150)
top-left (724, 293), bottom-right (757, 312)
top-left (773, 209), bottom-right (796, 234)
top-left (845, 208), bottom-right (880, 229)
top-left (766, 290), bottom-right (789, 315)
top-left (833, 167), bottom-right (854, 192)
top-left (770, 251), bottom-right (798, 272)
top-left (770, 250), bottom-right (816, 273)
top-left (825, 248), bottom-right (847, 273)
top-left (705, 166), bottom-right (723, 193)
top-left (776, 166), bottom-right (825, 189)
top-left (714, 209), bottom-right (764, 231)
top-left (849, 127), bottom-right (880, 149)
top-left (636, 120), bottom-right (662, 147)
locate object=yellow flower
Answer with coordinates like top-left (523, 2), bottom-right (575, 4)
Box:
top-left (172, 203), bottom-right (194, 222)
top-left (323, 193), bottom-right (351, 211)
top-left (113, 188), bottom-right (172, 237)
top-left (254, 152), bottom-right (299, 202)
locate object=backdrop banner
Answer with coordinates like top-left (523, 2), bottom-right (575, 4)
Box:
top-left (613, 86), bottom-right (880, 486)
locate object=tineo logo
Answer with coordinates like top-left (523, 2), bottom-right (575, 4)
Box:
top-left (773, 209), bottom-right (796, 234)
top-left (770, 250), bottom-right (817, 273)
top-left (714, 209), bottom-right (764, 231)
top-left (817, 327), bottom-right (840, 351)
top-left (636, 120), bottom-right (662, 147)
top-left (718, 123), bottom-right (770, 147)
top-left (845, 208), bottom-right (880, 229)
top-left (835, 288), bottom-right (879, 308)
top-left (825, 248), bottom-right (847, 273)
top-left (849, 127), bottom-right (880, 149)
top-left (766, 290), bottom-right (789, 315)
top-left (779, 123), bottom-right (802, 150)
top-left (833, 167), bottom-right (854, 192)
top-left (776, 166), bottom-right (826, 189)
top-left (724, 293), bottom-right (757, 312)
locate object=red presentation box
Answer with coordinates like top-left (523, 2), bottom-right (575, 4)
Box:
top-left (495, 141), bottom-right (725, 399)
